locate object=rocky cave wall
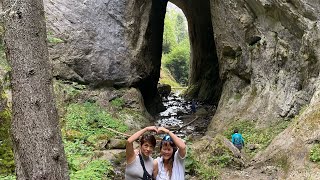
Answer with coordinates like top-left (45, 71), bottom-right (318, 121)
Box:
top-left (208, 0), bottom-right (320, 134)
top-left (44, 0), bottom-right (167, 114)
top-left (171, 0), bottom-right (223, 104)
top-left (44, 0), bottom-right (222, 114)
top-left (44, 0), bottom-right (320, 129)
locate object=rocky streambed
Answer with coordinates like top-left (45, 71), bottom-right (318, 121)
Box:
top-left (154, 91), bottom-right (216, 139)
top-left (108, 91), bottom-right (216, 179)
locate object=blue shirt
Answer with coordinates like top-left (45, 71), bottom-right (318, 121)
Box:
top-left (231, 133), bottom-right (244, 145)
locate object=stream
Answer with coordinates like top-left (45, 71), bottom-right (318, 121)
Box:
top-left (112, 91), bottom-right (215, 179)
top-left (154, 90), bottom-right (209, 138)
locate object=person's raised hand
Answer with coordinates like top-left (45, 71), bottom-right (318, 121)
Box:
top-left (157, 127), bottom-right (169, 134)
top-left (145, 126), bottom-right (158, 133)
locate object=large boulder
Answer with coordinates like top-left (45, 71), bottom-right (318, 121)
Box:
top-left (157, 83), bottom-right (171, 99)
top-left (44, 0), bottom-right (164, 88)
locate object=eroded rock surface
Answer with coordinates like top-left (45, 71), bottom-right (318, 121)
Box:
top-left (208, 0), bottom-right (320, 130)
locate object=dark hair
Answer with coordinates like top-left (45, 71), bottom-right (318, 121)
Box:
top-left (234, 129), bottom-right (239, 133)
top-left (140, 134), bottom-right (156, 147)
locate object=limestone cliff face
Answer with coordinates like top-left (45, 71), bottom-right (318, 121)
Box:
top-left (44, 0), bottom-right (164, 88)
top-left (44, 0), bottom-right (167, 113)
top-left (44, 0), bottom-right (320, 130)
top-left (171, 0), bottom-right (223, 103)
top-left (208, 0), bottom-right (320, 132)
top-left (208, 0), bottom-right (320, 178)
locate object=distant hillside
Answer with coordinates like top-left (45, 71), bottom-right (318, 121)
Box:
top-left (159, 66), bottom-right (180, 88)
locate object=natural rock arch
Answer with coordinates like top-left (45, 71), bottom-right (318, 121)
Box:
top-left (44, 0), bottom-right (222, 114)
top-left (168, 0), bottom-right (223, 104)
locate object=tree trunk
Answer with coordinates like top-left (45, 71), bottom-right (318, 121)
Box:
top-left (2, 0), bottom-right (69, 179)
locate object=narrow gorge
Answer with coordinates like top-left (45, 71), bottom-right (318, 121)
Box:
top-left (0, 0), bottom-right (319, 179)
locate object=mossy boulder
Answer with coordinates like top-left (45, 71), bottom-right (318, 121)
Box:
top-left (64, 129), bottom-right (84, 141)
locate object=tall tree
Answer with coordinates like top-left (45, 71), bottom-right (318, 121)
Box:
top-left (175, 13), bottom-right (187, 43)
top-left (2, 0), bottom-right (69, 179)
top-left (162, 10), bottom-right (177, 54)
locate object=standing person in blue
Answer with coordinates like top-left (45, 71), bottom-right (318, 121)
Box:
top-left (231, 129), bottom-right (245, 151)
top-left (125, 126), bottom-right (157, 180)
top-left (153, 127), bottom-right (186, 180)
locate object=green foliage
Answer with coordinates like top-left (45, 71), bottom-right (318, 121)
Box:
top-left (195, 164), bottom-right (219, 180)
top-left (163, 43), bottom-right (190, 85)
top-left (310, 144), bottom-right (320, 163)
top-left (162, 8), bottom-right (190, 86)
top-left (209, 153), bottom-right (232, 168)
top-left (224, 120), bottom-right (289, 157)
top-left (159, 67), bottom-right (181, 87)
top-left (175, 13), bottom-right (187, 43)
top-left (185, 147), bottom-right (197, 175)
top-left (110, 98), bottom-right (125, 109)
top-left (186, 147), bottom-right (219, 179)
top-left (63, 102), bottom-right (127, 179)
top-left (54, 80), bottom-right (86, 99)
top-left (0, 108), bottom-right (14, 175)
top-left (64, 128), bottom-right (94, 173)
top-left (0, 175), bottom-right (16, 180)
top-left (162, 10), bottom-right (178, 54)
top-left (64, 102), bottom-right (128, 140)
top-left (70, 159), bottom-right (114, 180)
top-left (0, 40), bottom-right (10, 71)
top-left (233, 93), bottom-right (242, 101)
top-left (65, 140), bottom-right (114, 179)
top-left (47, 31), bottom-right (64, 44)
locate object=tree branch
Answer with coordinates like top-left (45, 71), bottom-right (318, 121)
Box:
top-left (178, 116), bottom-right (199, 131)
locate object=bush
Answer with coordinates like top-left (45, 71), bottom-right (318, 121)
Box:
top-left (310, 144), bottom-right (320, 163)
top-left (163, 44), bottom-right (190, 85)
top-left (186, 145), bottom-right (220, 179)
top-left (70, 159), bottom-right (114, 180)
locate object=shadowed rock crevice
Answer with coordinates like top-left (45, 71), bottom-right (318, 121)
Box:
top-left (170, 0), bottom-right (223, 105)
top-left (133, 0), bottom-right (168, 115)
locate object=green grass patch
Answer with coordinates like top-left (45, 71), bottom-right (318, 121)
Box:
top-left (159, 67), bottom-right (181, 88)
top-left (54, 80), bottom-right (86, 100)
top-left (223, 119), bottom-right (289, 157)
top-left (0, 175), bottom-right (16, 180)
top-left (185, 147), bottom-right (220, 179)
top-left (110, 98), bottom-right (125, 109)
top-left (64, 102), bottom-right (128, 140)
top-left (70, 159), bottom-right (114, 180)
top-left (185, 136), bottom-right (238, 180)
top-left (63, 101), bottom-right (128, 179)
top-left (310, 144), bottom-right (320, 164)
